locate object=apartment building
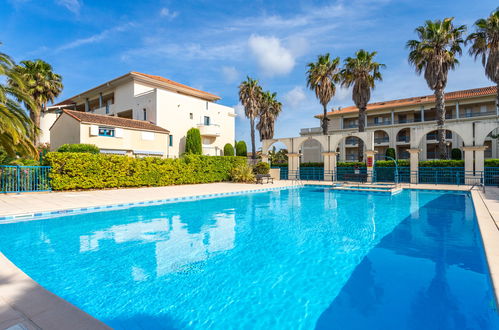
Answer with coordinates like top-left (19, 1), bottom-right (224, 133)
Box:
top-left (43, 72), bottom-right (236, 157)
top-left (299, 86), bottom-right (498, 162)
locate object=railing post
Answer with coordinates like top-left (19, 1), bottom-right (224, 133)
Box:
top-left (16, 165), bottom-right (20, 194)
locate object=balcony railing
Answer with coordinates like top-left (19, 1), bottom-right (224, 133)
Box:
top-left (368, 121), bottom-right (392, 127)
top-left (397, 136), bottom-right (410, 143)
top-left (345, 139), bottom-right (359, 146)
top-left (460, 111), bottom-right (497, 118)
top-left (344, 123), bottom-right (358, 129)
top-left (374, 137), bottom-right (389, 144)
top-left (300, 127), bottom-right (322, 135)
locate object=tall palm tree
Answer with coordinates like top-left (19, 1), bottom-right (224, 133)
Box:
top-left (466, 8), bottom-right (499, 112)
top-left (9, 59), bottom-right (63, 145)
top-left (341, 49), bottom-right (385, 162)
top-left (239, 76), bottom-right (262, 159)
top-left (0, 46), bottom-right (37, 157)
top-left (306, 54), bottom-right (341, 135)
top-left (257, 91), bottom-right (282, 141)
top-left (407, 18), bottom-right (466, 159)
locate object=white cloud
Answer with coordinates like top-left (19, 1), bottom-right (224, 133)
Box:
top-left (233, 103), bottom-right (245, 119)
top-left (283, 86), bottom-right (307, 108)
top-left (221, 66), bottom-right (239, 83)
top-left (56, 23), bottom-right (135, 52)
top-left (55, 0), bottom-right (81, 14)
top-left (248, 35), bottom-right (296, 77)
top-left (160, 8), bottom-right (178, 19)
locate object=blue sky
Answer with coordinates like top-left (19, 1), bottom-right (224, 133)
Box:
top-left (1, 0), bottom-right (497, 146)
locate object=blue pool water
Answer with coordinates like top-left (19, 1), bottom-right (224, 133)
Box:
top-left (0, 187), bottom-right (498, 329)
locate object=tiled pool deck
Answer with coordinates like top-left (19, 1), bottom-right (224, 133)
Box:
top-left (1, 181), bottom-right (498, 329)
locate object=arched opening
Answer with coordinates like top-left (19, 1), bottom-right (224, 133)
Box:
top-left (267, 141), bottom-right (289, 180)
top-left (341, 136), bottom-right (366, 162)
top-left (374, 130), bottom-right (390, 160)
top-left (298, 138), bottom-right (323, 180)
top-left (423, 130), bottom-right (461, 160)
top-left (484, 128), bottom-right (499, 159)
top-left (396, 128), bottom-right (411, 159)
top-left (335, 135), bottom-right (368, 182)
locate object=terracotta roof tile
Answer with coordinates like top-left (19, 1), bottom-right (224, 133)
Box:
top-left (62, 109), bottom-right (170, 134)
top-left (317, 86), bottom-right (497, 117)
top-left (131, 72), bottom-right (220, 101)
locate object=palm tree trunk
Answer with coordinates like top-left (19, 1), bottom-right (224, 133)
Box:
top-left (29, 110), bottom-right (40, 146)
top-left (435, 88), bottom-right (447, 159)
top-left (358, 107), bottom-right (366, 162)
top-left (322, 105), bottom-right (328, 135)
top-left (496, 82), bottom-right (499, 116)
top-left (250, 117), bottom-right (256, 159)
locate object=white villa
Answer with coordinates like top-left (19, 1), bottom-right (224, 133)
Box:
top-left (42, 72), bottom-right (236, 157)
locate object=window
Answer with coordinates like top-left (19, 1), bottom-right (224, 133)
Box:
top-left (98, 127), bottom-right (115, 137)
top-left (143, 108), bottom-right (147, 121)
top-left (204, 116), bottom-right (210, 125)
top-left (169, 135), bottom-right (173, 147)
top-left (189, 113), bottom-right (193, 120)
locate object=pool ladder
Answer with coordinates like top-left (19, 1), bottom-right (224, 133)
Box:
top-left (469, 182), bottom-right (485, 193)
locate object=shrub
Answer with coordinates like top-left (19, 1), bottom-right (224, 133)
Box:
top-left (223, 143), bottom-right (234, 156)
top-left (44, 152), bottom-right (246, 190)
top-left (385, 148), bottom-right (396, 160)
top-left (375, 160), bottom-right (410, 167)
top-left (253, 161), bottom-right (270, 174)
top-left (485, 159), bottom-right (499, 167)
top-left (57, 144), bottom-right (99, 154)
top-left (337, 162), bottom-right (365, 167)
top-left (230, 163), bottom-right (255, 183)
top-left (451, 148), bottom-right (462, 160)
top-left (419, 160), bottom-right (464, 167)
top-left (185, 128), bottom-right (202, 155)
top-left (236, 141), bottom-right (247, 157)
top-left (300, 162), bottom-right (324, 167)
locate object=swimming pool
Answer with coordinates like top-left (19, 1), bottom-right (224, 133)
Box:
top-left (0, 187), bottom-right (497, 329)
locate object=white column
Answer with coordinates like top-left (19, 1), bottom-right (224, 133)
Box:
top-left (322, 152), bottom-right (338, 181)
top-left (365, 150), bottom-right (377, 183)
top-left (474, 146), bottom-right (487, 175)
top-left (420, 106), bottom-right (425, 122)
top-left (288, 153), bottom-right (300, 179)
top-left (391, 111), bottom-right (395, 124)
top-left (408, 149), bottom-right (421, 184)
top-left (99, 93), bottom-right (103, 108)
top-left (456, 101), bottom-right (460, 119)
top-left (462, 147), bottom-right (474, 174)
top-left (85, 98), bottom-right (90, 112)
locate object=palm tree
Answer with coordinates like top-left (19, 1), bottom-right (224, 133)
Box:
top-left (0, 46), bottom-right (37, 157)
top-left (341, 49), bottom-right (385, 161)
top-left (239, 77), bottom-right (262, 159)
top-left (306, 54), bottom-right (341, 135)
top-left (407, 18), bottom-right (466, 159)
top-left (9, 59), bottom-right (63, 145)
top-left (257, 91), bottom-right (282, 141)
top-left (466, 8), bottom-right (499, 113)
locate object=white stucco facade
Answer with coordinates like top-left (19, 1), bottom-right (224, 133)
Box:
top-left (42, 72), bottom-right (236, 157)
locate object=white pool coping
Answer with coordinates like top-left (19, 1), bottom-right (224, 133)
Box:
top-left (0, 182), bottom-right (498, 328)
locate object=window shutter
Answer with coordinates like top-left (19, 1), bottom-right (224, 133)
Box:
top-left (90, 125), bottom-right (99, 136)
top-left (115, 128), bottom-right (124, 138)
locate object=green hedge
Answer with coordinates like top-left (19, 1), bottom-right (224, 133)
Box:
top-left (44, 152), bottom-right (246, 191)
top-left (57, 144), bottom-right (100, 154)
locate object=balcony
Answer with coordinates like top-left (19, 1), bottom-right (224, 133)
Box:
top-left (397, 136), bottom-right (410, 143)
top-left (197, 123), bottom-right (221, 137)
top-left (374, 136), bottom-right (389, 144)
top-left (368, 120), bottom-right (392, 127)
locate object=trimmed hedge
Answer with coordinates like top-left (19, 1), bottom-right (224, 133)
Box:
top-left (57, 144), bottom-right (100, 154)
top-left (45, 152), bottom-right (246, 191)
top-left (185, 128), bottom-right (202, 155)
top-left (223, 143), bottom-right (234, 156)
top-left (236, 141), bottom-right (247, 157)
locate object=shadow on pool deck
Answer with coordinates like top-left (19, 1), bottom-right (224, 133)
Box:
top-left (315, 193), bottom-right (499, 330)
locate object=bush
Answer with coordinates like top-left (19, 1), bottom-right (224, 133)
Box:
top-left (230, 163), bottom-right (255, 183)
top-left (485, 159), bottom-right (499, 167)
top-left (185, 128), bottom-right (202, 155)
top-left (223, 143), bottom-right (234, 156)
top-left (375, 160), bottom-right (410, 167)
top-left (419, 160), bottom-right (464, 167)
top-left (337, 162), bottom-right (365, 167)
top-left (385, 148), bottom-right (396, 160)
top-left (44, 152), bottom-right (246, 190)
top-left (236, 141), bottom-right (247, 157)
top-left (300, 162), bottom-right (324, 167)
top-left (451, 148), bottom-right (462, 160)
top-left (57, 144), bottom-right (99, 154)
top-left (253, 161), bottom-right (270, 174)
